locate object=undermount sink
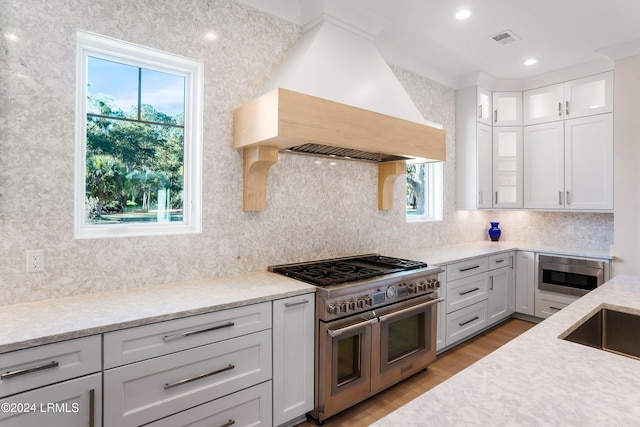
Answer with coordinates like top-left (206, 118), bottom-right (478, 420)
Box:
top-left (562, 307), bottom-right (640, 360)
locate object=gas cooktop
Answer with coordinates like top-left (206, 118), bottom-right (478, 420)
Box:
top-left (268, 254), bottom-right (428, 287)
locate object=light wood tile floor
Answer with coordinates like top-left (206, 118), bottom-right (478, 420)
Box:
top-left (297, 318), bottom-right (536, 427)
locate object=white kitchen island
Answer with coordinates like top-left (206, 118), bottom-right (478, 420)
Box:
top-left (372, 275), bottom-right (640, 426)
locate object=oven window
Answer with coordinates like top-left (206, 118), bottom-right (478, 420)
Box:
top-left (543, 270), bottom-right (598, 292)
top-left (337, 335), bottom-right (361, 386)
top-left (387, 313), bottom-right (425, 363)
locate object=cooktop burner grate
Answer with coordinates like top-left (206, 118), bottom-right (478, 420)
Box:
top-left (270, 254), bottom-right (429, 287)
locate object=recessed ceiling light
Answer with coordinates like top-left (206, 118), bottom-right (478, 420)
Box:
top-left (524, 58), bottom-right (538, 66)
top-left (456, 9), bottom-right (471, 20)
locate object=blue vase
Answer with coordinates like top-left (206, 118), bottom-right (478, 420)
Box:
top-left (488, 222), bottom-right (501, 241)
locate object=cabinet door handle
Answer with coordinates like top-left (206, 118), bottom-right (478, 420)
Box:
top-left (490, 277), bottom-right (494, 291)
top-left (163, 322), bottom-right (235, 342)
top-left (479, 191), bottom-right (483, 205)
top-left (558, 102), bottom-right (562, 117)
top-left (479, 104), bottom-right (483, 119)
top-left (89, 389), bottom-right (95, 427)
top-left (566, 191), bottom-right (571, 205)
top-left (0, 360), bottom-right (59, 380)
top-left (459, 265), bottom-right (480, 272)
top-left (566, 100), bottom-right (570, 116)
top-left (459, 316), bottom-right (480, 326)
top-left (285, 299), bottom-right (309, 308)
top-left (559, 191), bottom-right (563, 206)
top-left (164, 364), bottom-right (235, 390)
top-left (220, 420), bottom-right (236, 427)
top-left (459, 287), bottom-right (480, 295)
top-left (495, 191), bottom-right (498, 204)
top-left (494, 109), bottom-right (498, 123)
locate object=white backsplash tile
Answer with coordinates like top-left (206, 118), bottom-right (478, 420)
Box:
top-left (0, 0), bottom-right (613, 305)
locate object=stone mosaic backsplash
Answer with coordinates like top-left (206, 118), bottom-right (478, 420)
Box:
top-left (0, 0), bottom-right (613, 306)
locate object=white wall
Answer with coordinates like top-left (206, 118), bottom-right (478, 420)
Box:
top-left (612, 54), bottom-right (640, 275)
top-left (0, 0), bottom-right (614, 306)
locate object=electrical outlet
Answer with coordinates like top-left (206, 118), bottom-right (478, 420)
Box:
top-left (26, 250), bottom-right (45, 273)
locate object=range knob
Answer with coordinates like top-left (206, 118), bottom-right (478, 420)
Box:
top-left (417, 281), bottom-right (427, 292)
top-left (327, 304), bottom-right (339, 315)
top-left (347, 299), bottom-right (356, 310)
top-left (339, 301), bottom-right (349, 313)
top-left (354, 297), bottom-right (365, 309)
top-left (428, 279), bottom-right (440, 289)
top-left (362, 295), bottom-right (373, 306)
top-left (407, 283), bottom-right (417, 294)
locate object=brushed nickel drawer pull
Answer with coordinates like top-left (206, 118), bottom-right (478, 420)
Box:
top-left (494, 259), bottom-right (505, 263)
top-left (285, 299), bottom-right (309, 308)
top-left (221, 420), bottom-right (235, 427)
top-left (459, 316), bottom-right (480, 327)
top-left (1, 360), bottom-right (59, 380)
top-left (550, 306), bottom-right (562, 311)
top-left (459, 265), bottom-right (480, 272)
top-left (164, 364), bottom-right (235, 390)
top-left (163, 322), bottom-right (235, 342)
top-left (459, 287), bottom-right (480, 296)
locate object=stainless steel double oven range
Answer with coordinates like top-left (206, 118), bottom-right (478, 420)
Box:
top-left (270, 254), bottom-right (442, 424)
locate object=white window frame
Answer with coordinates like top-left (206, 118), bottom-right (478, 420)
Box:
top-left (74, 31), bottom-right (203, 239)
top-left (406, 161), bottom-right (444, 223)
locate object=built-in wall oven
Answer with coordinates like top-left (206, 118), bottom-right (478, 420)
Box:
top-left (538, 255), bottom-right (607, 297)
top-left (269, 254), bottom-right (442, 424)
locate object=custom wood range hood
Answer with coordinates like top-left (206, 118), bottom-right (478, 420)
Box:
top-left (233, 19), bottom-right (446, 212)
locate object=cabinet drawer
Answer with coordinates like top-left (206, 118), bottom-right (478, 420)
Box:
top-left (446, 300), bottom-right (488, 347)
top-left (104, 329), bottom-right (272, 427)
top-left (0, 373), bottom-right (102, 426)
top-left (446, 274), bottom-right (488, 314)
top-left (488, 252), bottom-right (512, 270)
top-left (104, 302), bottom-right (271, 368)
top-left (446, 257), bottom-right (488, 281)
top-left (147, 381), bottom-right (272, 427)
top-left (0, 335), bottom-right (101, 398)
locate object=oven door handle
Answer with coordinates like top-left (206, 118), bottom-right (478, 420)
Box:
top-left (378, 297), bottom-right (444, 322)
top-left (327, 317), bottom-right (379, 337)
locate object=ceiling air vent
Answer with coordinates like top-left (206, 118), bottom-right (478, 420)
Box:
top-left (489, 30), bottom-right (521, 46)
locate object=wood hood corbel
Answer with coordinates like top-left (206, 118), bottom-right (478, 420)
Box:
top-left (233, 88), bottom-right (446, 212)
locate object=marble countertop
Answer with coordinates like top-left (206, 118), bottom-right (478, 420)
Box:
top-left (0, 271), bottom-right (315, 353)
top-left (388, 241), bottom-right (612, 266)
top-left (373, 274), bottom-right (640, 427)
top-left (0, 241), bottom-right (612, 354)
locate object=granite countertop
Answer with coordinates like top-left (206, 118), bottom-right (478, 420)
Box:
top-left (0, 271), bottom-right (315, 353)
top-left (373, 274), bottom-right (640, 426)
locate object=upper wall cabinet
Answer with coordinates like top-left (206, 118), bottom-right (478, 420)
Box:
top-left (524, 71), bottom-right (613, 125)
top-left (477, 87), bottom-right (492, 126)
top-left (492, 92), bottom-right (522, 126)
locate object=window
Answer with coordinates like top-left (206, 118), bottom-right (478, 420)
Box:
top-left (74, 31), bottom-right (203, 238)
top-left (406, 161), bottom-right (443, 222)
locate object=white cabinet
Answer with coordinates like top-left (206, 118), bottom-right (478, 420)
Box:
top-left (564, 72), bottom-right (614, 119)
top-left (524, 114), bottom-right (613, 211)
top-left (492, 91), bottom-right (522, 126)
top-left (103, 303), bottom-right (273, 427)
top-left (0, 374), bottom-right (101, 427)
top-left (477, 87), bottom-right (492, 125)
top-left (272, 293), bottom-right (315, 426)
top-left (523, 83), bottom-right (564, 125)
top-left (564, 114), bottom-right (614, 210)
top-left (523, 121), bottom-right (565, 209)
top-left (487, 252), bottom-right (515, 325)
top-left (515, 251), bottom-right (535, 316)
top-left (524, 71), bottom-right (613, 125)
top-left (456, 87), bottom-right (493, 209)
top-left (0, 336), bottom-right (102, 427)
top-left (492, 127), bottom-right (523, 208)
